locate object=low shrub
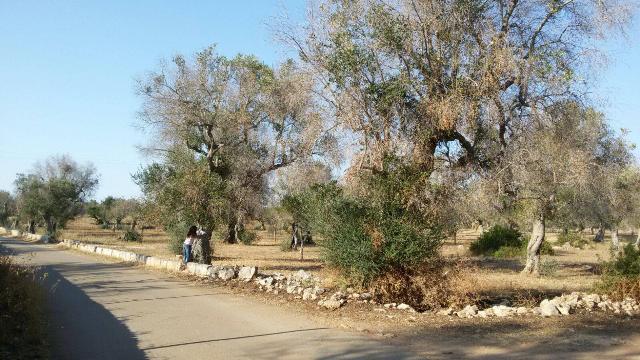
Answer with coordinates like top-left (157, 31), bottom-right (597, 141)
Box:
top-left (0, 256), bottom-right (48, 359)
top-left (596, 244), bottom-right (640, 301)
top-left (166, 222), bottom-right (190, 255)
top-left (556, 231), bottom-right (590, 249)
top-left (471, 225), bottom-right (554, 258)
top-left (538, 241), bottom-right (555, 256)
top-left (539, 257), bottom-right (560, 276)
top-left (123, 229), bottom-right (142, 242)
top-left (470, 225), bottom-right (522, 256)
top-left (492, 246), bottom-right (522, 259)
top-left (238, 230), bottom-right (257, 245)
top-left (284, 171), bottom-right (443, 285)
top-left (280, 237), bottom-right (292, 252)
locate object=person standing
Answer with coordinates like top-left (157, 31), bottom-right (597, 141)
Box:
top-left (183, 226), bottom-right (198, 264)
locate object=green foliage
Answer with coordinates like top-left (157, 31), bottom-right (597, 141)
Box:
top-left (166, 222), bottom-right (190, 255)
top-left (471, 225), bottom-right (554, 258)
top-left (133, 151), bottom-right (226, 234)
top-left (238, 230), bottom-right (257, 245)
top-left (470, 225), bottom-right (523, 256)
top-left (492, 246), bottom-right (523, 259)
top-left (85, 200), bottom-right (104, 224)
top-left (123, 230), bottom-right (142, 242)
top-left (596, 244), bottom-right (640, 300)
top-left (539, 257), bottom-right (560, 276)
top-left (14, 155), bottom-right (98, 233)
top-left (0, 191), bottom-right (16, 227)
top-left (556, 231), bottom-right (590, 249)
top-left (0, 256), bottom-right (48, 359)
top-left (603, 244), bottom-right (640, 277)
top-left (539, 241), bottom-right (555, 256)
top-left (280, 236), bottom-right (292, 252)
top-left (285, 166), bottom-right (443, 285)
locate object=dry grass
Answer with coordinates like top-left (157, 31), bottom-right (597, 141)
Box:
top-left (371, 258), bottom-right (480, 311)
top-left (61, 216), bottom-right (324, 275)
top-left (0, 255), bottom-right (48, 359)
top-left (60, 217), bottom-right (635, 301)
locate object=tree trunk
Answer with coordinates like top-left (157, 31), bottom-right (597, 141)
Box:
top-left (273, 228), bottom-right (277, 244)
top-left (290, 223), bottom-right (298, 250)
top-left (594, 228), bottom-right (604, 243)
top-left (635, 230), bottom-right (640, 249)
top-left (225, 218), bottom-right (238, 243)
top-left (131, 218), bottom-right (137, 231)
top-left (45, 216), bottom-right (55, 236)
top-left (611, 227), bottom-right (620, 254)
top-left (224, 212), bottom-right (245, 244)
top-left (522, 214), bottom-right (545, 276)
top-left (28, 220), bottom-right (36, 234)
top-left (191, 229), bottom-right (212, 264)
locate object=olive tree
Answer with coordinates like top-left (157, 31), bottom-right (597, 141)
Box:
top-left (583, 166), bottom-right (640, 251)
top-left (278, 0), bottom-right (633, 277)
top-left (0, 191), bottom-right (16, 228)
top-left (105, 198), bottom-right (142, 231)
top-left (486, 102), bottom-right (632, 274)
top-left (280, 0), bottom-right (632, 179)
top-left (14, 155), bottom-right (99, 236)
top-left (136, 46), bottom-right (333, 245)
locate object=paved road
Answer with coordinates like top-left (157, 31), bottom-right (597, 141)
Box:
top-left (1, 237), bottom-right (418, 360)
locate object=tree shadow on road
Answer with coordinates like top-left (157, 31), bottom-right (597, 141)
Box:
top-left (40, 265), bottom-right (148, 360)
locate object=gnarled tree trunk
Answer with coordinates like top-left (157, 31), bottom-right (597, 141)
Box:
top-left (290, 223), bottom-right (299, 250)
top-left (224, 213), bottom-right (244, 244)
top-left (522, 214), bottom-right (545, 275)
top-left (594, 227), bottom-right (604, 243)
top-left (611, 227), bottom-right (620, 254)
top-left (191, 230), bottom-right (212, 264)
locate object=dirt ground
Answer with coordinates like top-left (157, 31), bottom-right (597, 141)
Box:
top-left (59, 216), bottom-right (630, 299)
top-left (61, 217), bottom-right (324, 272)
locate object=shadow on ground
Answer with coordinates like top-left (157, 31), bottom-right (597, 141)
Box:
top-left (40, 264), bottom-right (148, 360)
top-left (1, 237), bottom-right (148, 360)
top-left (391, 315), bottom-right (640, 360)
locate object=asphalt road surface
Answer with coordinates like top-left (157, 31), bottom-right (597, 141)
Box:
top-left (0, 237), bottom-right (419, 360)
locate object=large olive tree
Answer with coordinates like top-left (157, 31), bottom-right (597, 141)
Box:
top-left (278, 0), bottom-right (633, 275)
top-left (281, 0), bottom-right (632, 176)
top-left (136, 46), bottom-right (333, 245)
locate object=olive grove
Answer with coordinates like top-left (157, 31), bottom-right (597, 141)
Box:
top-left (133, 0), bottom-right (638, 276)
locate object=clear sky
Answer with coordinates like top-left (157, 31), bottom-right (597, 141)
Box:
top-left (0, 1), bottom-right (639, 200)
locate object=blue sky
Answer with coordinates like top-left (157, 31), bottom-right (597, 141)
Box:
top-left (0, 1), bottom-right (639, 200)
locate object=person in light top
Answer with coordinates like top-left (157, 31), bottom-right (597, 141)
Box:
top-left (183, 226), bottom-right (198, 264)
